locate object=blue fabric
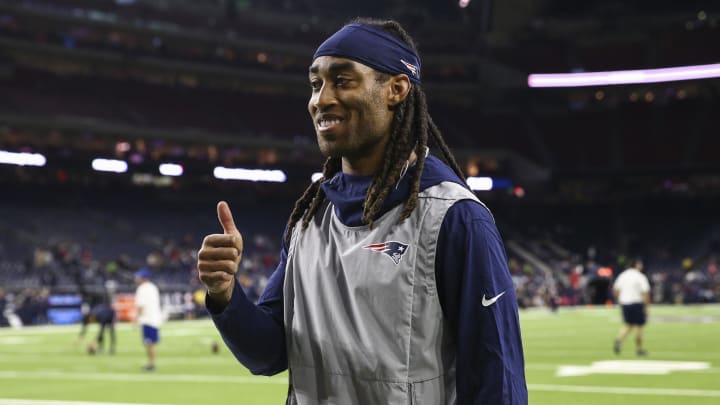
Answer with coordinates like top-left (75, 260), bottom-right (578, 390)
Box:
top-left (142, 325), bottom-right (159, 344)
top-left (90, 304), bottom-right (115, 324)
top-left (622, 303), bottom-right (646, 325)
top-left (208, 247), bottom-right (287, 376)
top-left (134, 268), bottom-right (152, 279)
top-left (436, 200), bottom-right (528, 404)
top-left (208, 155), bottom-right (527, 403)
top-left (313, 23), bottom-right (422, 84)
top-left (321, 155), bottom-right (467, 226)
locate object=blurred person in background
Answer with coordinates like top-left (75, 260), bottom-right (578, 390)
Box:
top-left (0, 288), bottom-right (8, 327)
top-left (198, 18), bottom-right (526, 404)
top-left (78, 283), bottom-right (117, 354)
top-left (613, 258), bottom-right (651, 356)
top-left (134, 268), bottom-right (162, 371)
top-left (79, 299), bottom-right (117, 354)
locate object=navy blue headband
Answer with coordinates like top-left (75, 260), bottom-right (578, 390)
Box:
top-left (313, 23), bottom-right (421, 84)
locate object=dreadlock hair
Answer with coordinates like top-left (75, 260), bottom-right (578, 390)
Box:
top-left (284, 18), bottom-right (465, 244)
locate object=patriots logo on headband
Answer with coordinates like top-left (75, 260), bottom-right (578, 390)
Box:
top-left (400, 59), bottom-right (419, 78)
top-left (363, 241), bottom-right (410, 265)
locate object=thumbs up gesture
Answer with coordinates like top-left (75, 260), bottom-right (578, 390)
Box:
top-left (197, 201), bottom-right (244, 306)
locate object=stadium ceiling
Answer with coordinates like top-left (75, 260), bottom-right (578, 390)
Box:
top-left (0, 0), bottom-right (718, 179)
top-left (2, 1), bottom-right (717, 89)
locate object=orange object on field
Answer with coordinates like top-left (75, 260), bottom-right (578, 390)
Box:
top-left (113, 293), bottom-right (137, 322)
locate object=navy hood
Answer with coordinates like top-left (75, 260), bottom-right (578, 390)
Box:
top-left (320, 155), bottom-right (468, 227)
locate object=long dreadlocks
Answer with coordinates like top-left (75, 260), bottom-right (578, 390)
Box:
top-left (284, 18), bottom-right (465, 244)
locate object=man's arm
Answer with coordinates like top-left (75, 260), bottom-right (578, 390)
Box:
top-left (436, 200), bottom-right (528, 404)
top-left (134, 289), bottom-right (145, 324)
top-left (198, 201), bottom-right (287, 375)
top-left (641, 275), bottom-right (651, 315)
top-left (207, 249), bottom-right (287, 376)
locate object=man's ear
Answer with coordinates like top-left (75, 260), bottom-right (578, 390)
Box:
top-left (387, 74), bottom-right (411, 107)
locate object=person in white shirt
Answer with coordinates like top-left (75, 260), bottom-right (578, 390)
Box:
top-left (612, 259), bottom-right (651, 356)
top-left (134, 268), bottom-right (162, 371)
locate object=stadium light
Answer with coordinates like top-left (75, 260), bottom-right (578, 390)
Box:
top-left (213, 167), bottom-right (287, 183)
top-left (91, 158), bottom-right (128, 173)
top-left (528, 63), bottom-right (720, 87)
top-left (0, 150), bottom-right (47, 167)
top-left (158, 163), bottom-right (183, 177)
top-left (459, 0), bottom-right (471, 8)
top-left (311, 172), bottom-right (323, 182)
top-left (466, 176), bottom-right (493, 191)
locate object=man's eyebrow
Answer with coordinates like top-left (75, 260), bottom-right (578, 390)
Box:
top-left (309, 61), bottom-right (356, 75)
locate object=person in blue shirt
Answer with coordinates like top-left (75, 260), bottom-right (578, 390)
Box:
top-left (198, 18), bottom-right (527, 404)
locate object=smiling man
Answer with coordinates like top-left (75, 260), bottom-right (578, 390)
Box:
top-left (198, 18), bottom-right (527, 404)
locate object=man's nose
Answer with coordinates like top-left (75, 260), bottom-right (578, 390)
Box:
top-left (311, 84), bottom-right (337, 111)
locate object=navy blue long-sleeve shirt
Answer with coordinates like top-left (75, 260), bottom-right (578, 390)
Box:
top-left (208, 155), bottom-right (527, 404)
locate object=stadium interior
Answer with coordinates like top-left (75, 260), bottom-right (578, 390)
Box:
top-left (1, 0), bottom-right (719, 327)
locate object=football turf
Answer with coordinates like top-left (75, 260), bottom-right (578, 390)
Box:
top-left (1, 304), bottom-right (718, 405)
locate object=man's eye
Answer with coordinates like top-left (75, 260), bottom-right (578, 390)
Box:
top-left (335, 77), bottom-right (349, 87)
top-left (309, 80), bottom-right (321, 90)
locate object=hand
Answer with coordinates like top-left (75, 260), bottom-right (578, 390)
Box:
top-left (197, 201), bottom-right (244, 307)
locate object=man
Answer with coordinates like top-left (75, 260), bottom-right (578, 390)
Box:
top-left (79, 302), bottom-right (117, 355)
top-left (0, 288), bottom-right (9, 327)
top-left (134, 268), bottom-right (162, 371)
top-left (78, 287), bottom-right (117, 354)
top-left (198, 18), bottom-right (527, 404)
top-left (613, 259), bottom-right (651, 356)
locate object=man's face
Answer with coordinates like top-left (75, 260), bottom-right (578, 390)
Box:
top-left (307, 56), bottom-right (393, 161)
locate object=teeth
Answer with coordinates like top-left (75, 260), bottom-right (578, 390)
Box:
top-left (319, 119), bottom-right (341, 128)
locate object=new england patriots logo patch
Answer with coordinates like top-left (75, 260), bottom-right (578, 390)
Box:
top-left (363, 241), bottom-right (410, 265)
top-left (400, 59), bottom-right (419, 78)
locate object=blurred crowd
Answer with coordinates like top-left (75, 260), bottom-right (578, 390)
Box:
top-left (0, 187), bottom-right (288, 326)
top-left (505, 210), bottom-right (720, 309)
top-left (0, 228), bottom-right (280, 326)
top-left (1, 191), bottom-right (719, 328)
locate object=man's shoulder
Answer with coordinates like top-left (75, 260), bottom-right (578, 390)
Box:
top-left (137, 282), bottom-right (159, 294)
top-left (418, 155), bottom-right (466, 191)
top-left (615, 271), bottom-right (629, 284)
top-left (625, 268), bottom-right (646, 278)
top-left (618, 268), bottom-right (647, 283)
top-left (420, 180), bottom-right (475, 201)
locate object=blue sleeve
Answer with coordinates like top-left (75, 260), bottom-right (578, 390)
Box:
top-left (436, 200), bottom-right (528, 404)
top-left (207, 244), bottom-right (287, 376)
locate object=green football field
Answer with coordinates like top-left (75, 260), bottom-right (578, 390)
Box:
top-left (1, 304), bottom-right (719, 405)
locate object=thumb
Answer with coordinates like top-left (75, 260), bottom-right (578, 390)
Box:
top-left (217, 201), bottom-right (240, 235)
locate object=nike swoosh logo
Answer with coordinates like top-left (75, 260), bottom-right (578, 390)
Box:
top-left (481, 291), bottom-right (506, 307)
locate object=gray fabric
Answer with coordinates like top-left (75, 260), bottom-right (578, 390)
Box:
top-left (284, 181), bottom-right (482, 404)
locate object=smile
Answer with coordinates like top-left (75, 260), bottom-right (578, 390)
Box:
top-left (317, 118), bottom-right (343, 131)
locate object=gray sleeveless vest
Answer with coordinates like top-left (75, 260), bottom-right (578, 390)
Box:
top-left (284, 181), bottom-right (483, 404)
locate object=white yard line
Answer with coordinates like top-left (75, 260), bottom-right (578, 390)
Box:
top-left (0, 370), bottom-right (286, 385)
top-left (0, 400), bottom-right (172, 405)
top-left (0, 320), bottom-right (215, 336)
top-left (0, 354), bottom-right (229, 364)
top-left (529, 384), bottom-right (720, 397)
top-left (528, 349), bottom-right (720, 359)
